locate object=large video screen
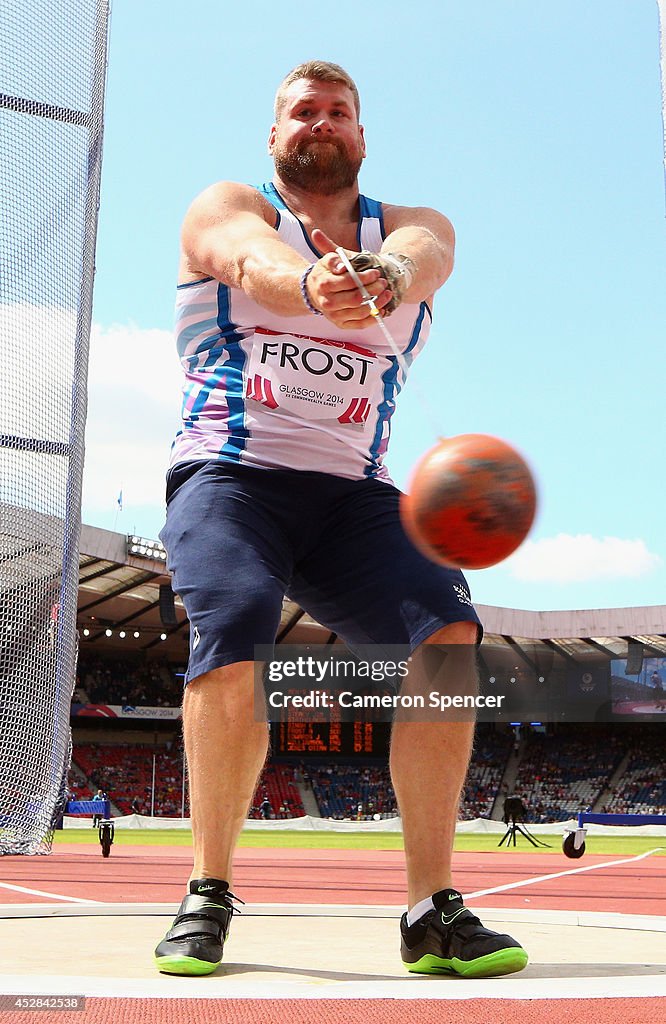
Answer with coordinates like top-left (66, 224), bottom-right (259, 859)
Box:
top-left (611, 656), bottom-right (666, 719)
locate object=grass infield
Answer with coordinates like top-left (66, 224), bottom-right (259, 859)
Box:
top-left (53, 827), bottom-right (666, 856)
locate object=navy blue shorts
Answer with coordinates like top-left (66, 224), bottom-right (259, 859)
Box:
top-left (159, 460), bottom-right (482, 683)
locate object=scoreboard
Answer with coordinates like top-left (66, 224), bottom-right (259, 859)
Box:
top-left (273, 721), bottom-right (389, 757)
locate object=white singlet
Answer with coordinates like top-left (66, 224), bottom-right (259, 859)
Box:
top-left (169, 182), bottom-right (432, 482)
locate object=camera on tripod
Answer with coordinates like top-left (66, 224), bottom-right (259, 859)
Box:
top-left (502, 796), bottom-right (527, 826)
top-left (498, 794), bottom-right (550, 848)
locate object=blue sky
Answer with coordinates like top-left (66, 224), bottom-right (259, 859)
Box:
top-left (83, 0), bottom-right (666, 613)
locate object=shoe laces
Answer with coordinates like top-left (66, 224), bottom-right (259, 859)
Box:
top-left (223, 888), bottom-right (245, 917)
top-left (184, 888), bottom-right (245, 920)
top-left (197, 887), bottom-right (245, 916)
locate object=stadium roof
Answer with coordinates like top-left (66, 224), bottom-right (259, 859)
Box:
top-left (77, 524), bottom-right (666, 664)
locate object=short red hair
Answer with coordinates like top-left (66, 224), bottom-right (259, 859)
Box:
top-left (274, 61), bottom-right (361, 121)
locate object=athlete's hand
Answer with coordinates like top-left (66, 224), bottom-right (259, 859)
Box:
top-left (304, 229), bottom-right (393, 329)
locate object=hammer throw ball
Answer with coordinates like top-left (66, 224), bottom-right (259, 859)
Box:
top-left (400, 434), bottom-right (537, 569)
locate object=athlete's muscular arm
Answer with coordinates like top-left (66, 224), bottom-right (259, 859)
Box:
top-left (381, 205), bottom-right (455, 305)
top-left (180, 181), bottom-right (389, 328)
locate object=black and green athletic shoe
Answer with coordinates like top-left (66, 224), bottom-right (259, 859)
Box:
top-left (400, 888), bottom-right (528, 978)
top-left (154, 879), bottom-right (242, 976)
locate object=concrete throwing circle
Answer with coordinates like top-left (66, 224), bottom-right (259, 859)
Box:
top-left (0, 904), bottom-right (664, 1000)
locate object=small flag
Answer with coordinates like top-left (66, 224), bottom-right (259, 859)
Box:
top-left (117, 490), bottom-right (123, 512)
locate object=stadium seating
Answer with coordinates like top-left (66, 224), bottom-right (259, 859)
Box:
top-left (76, 656), bottom-right (182, 707)
top-left (309, 763), bottom-right (398, 819)
top-left (512, 726), bottom-right (626, 822)
top-left (601, 731), bottom-right (666, 815)
top-left (249, 764), bottom-right (305, 819)
top-left (71, 744), bottom-right (305, 818)
top-left (69, 724), bottom-right (666, 823)
top-left (459, 729), bottom-right (513, 820)
top-left (72, 743), bottom-right (166, 815)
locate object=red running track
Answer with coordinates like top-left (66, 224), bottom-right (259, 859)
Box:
top-left (2, 997), bottom-right (666, 1024)
top-left (1, 845), bottom-right (664, 915)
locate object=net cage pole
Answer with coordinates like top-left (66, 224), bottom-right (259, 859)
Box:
top-left (54, 0), bottom-right (111, 846)
top-left (0, 0), bottom-right (111, 854)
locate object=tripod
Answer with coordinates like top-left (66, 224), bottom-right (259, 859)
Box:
top-left (498, 817), bottom-right (550, 848)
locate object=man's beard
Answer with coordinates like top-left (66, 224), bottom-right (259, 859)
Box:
top-left (273, 138), bottom-right (362, 194)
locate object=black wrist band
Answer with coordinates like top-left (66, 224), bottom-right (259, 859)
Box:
top-left (299, 264), bottom-right (323, 315)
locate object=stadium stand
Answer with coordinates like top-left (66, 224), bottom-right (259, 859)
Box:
top-left (68, 647), bottom-right (666, 823)
top-left (69, 724), bottom-right (666, 821)
top-left (305, 728), bottom-right (510, 821)
top-left (309, 763), bottom-right (398, 819)
top-left (460, 728), bottom-right (513, 820)
top-left (76, 656), bottom-right (181, 707)
top-left (70, 742), bottom-right (305, 819)
top-left (72, 743), bottom-right (173, 816)
top-left (511, 725), bottom-right (627, 822)
top-left (68, 532), bottom-right (666, 829)
top-left (601, 728), bottom-right (666, 815)
top-left (248, 764), bottom-right (306, 819)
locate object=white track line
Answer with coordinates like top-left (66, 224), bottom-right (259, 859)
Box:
top-left (0, 881), bottom-right (100, 904)
top-left (464, 847), bottom-right (665, 900)
top-left (0, 974), bottom-right (665, 1001)
top-left (2, 902), bottom-right (665, 933)
top-left (0, 847), bottom-right (661, 909)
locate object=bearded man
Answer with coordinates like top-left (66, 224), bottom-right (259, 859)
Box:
top-left (154, 60), bottom-right (528, 980)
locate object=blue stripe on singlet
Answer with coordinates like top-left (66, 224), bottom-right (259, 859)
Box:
top-left (176, 312), bottom-right (220, 362)
top-left (180, 285), bottom-right (249, 457)
top-left (357, 195), bottom-right (385, 247)
top-left (176, 304), bottom-right (244, 372)
top-left (215, 283), bottom-right (250, 460)
top-left (257, 182), bottom-right (283, 229)
top-left (176, 276), bottom-right (214, 289)
top-left (365, 302), bottom-right (428, 477)
top-left (260, 182), bottom-right (325, 260)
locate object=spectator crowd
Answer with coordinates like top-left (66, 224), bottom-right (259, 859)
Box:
top-left (74, 656), bottom-right (182, 708)
top-left (68, 726), bottom-right (666, 821)
top-left (512, 725), bottom-right (626, 822)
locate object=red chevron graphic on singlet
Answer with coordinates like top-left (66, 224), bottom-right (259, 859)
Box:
top-left (246, 374), bottom-right (279, 408)
top-left (338, 397), bottom-right (370, 424)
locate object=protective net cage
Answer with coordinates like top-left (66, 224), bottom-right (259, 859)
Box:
top-left (0, 1), bottom-right (110, 854)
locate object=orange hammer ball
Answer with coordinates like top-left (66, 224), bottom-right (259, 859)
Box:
top-left (400, 434), bottom-right (537, 569)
